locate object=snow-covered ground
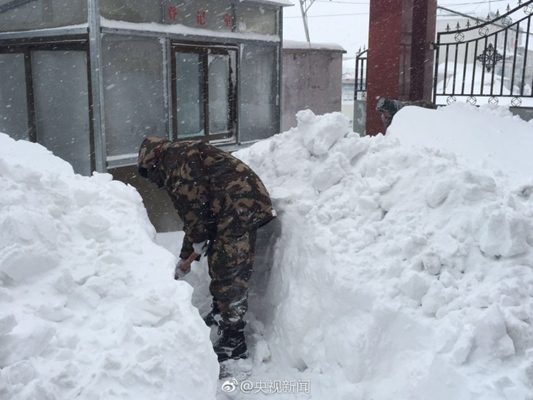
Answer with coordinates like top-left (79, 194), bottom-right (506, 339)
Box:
top-left (1, 103), bottom-right (533, 399)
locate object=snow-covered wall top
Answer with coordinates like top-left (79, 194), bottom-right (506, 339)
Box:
top-left (101, 18), bottom-right (280, 42)
top-left (283, 39), bottom-right (346, 52)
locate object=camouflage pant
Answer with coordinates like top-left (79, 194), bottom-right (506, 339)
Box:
top-left (207, 229), bottom-right (257, 324)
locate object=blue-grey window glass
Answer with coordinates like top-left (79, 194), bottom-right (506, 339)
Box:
top-left (175, 52), bottom-right (205, 138)
top-left (208, 53), bottom-right (230, 135)
top-left (0, 0), bottom-right (86, 32)
top-left (0, 53), bottom-right (29, 140)
top-left (32, 50), bottom-right (91, 176)
top-left (102, 36), bottom-right (166, 157)
top-left (240, 45), bottom-right (278, 142)
top-left (100, 0), bottom-right (162, 23)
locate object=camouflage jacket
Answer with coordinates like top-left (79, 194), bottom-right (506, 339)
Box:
top-left (138, 137), bottom-right (275, 259)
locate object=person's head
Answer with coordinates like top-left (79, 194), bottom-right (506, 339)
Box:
top-left (138, 136), bottom-right (171, 188)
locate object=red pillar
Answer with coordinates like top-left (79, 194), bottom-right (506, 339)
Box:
top-left (366, 0), bottom-right (437, 136)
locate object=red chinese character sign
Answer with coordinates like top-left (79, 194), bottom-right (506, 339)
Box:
top-left (168, 6), bottom-right (178, 22)
top-left (165, 5), bottom-right (233, 30)
top-left (197, 10), bottom-right (207, 26)
top-left (223, 12), bottom-right (232, 28)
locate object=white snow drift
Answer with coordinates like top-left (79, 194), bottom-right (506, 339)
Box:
top-left (230, 104), bottom-right (533, 400)
top-left (1, 102), bottom-right (533, 400)
top-left (0, 135), bottom-right (219, 400)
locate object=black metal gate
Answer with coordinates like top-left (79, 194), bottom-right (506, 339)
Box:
top-left (354, 48), bottom-right (368, 101)
top-left (433, 0), bottom-right (533, 107)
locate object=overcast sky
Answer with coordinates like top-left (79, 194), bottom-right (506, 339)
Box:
top-left (282, 0), bottom-right (511, 57)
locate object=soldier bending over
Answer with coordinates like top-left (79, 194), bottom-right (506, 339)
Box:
top-left (138, 137), bottom-right (275, 362)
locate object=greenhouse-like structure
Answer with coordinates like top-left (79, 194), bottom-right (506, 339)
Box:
top-left (0, 0), bottom-right (289, 175)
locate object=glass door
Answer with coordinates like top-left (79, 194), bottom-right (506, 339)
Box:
top-left (172, 45), bottom-right (236, 141)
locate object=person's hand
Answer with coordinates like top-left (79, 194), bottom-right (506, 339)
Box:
top-left (174, 258), bottom-right (191, 280)
top-left (192, 240), bottom-right (209, 255)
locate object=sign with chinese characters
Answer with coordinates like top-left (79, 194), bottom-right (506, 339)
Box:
top-left (165, 1), bottom-right (277, 35)
top-left (168, 6), bottom-right (178, 22)
top-left (166, 2), bottom-right (233, 32)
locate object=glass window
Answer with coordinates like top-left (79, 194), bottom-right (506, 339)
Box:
top-left (239, 44), bottom-right (279, 142)
top-left (100, 0), bottom-right (162, 24)
top-left (0, 53), bottom-right (29, 140)
top-left (32, 50), bottom-right (91, 175)
top-left (102, 35), bottom-right (166, 158)
top-left (172, 45), bottom-right (236, 141)
top-left (236, 5), bottom-right (277, 35)
top-left (0, 0), bottom-right (86, 32)
top-left (175, 51), bottom-right (205, 138)
top-left (208, 53), bottom-right (231, 135)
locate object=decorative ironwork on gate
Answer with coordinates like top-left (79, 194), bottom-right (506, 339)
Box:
top-left (354, 48), bottom-right (368, 101)
top-left (433, 0), bottom-right (533, 107)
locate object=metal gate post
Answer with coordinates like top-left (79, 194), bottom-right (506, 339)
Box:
top-left (88, 0), bottom-right (106, 173)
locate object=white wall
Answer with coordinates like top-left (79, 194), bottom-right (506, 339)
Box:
top-left (281, 44), bottom-right (345, 132)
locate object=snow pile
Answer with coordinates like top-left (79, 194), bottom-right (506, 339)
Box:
top-left (2, 103), bottom-right (533, 400)
top-left (0, 134), bottom-right (218, 400)
top-left (234, 107), bottom-right (533, 399)
top-left (390, 102), bottom-right (533, 180)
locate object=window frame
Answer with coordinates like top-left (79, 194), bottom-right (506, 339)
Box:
top-left (170, 42), bottom-right (238, 143)
top-left (0, 36), bottom-right (95, 171)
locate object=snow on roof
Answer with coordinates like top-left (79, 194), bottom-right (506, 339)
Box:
top-left (283, 39), bottom-right (345, 52)
top-left (100, 18), bottom-right (280, 43)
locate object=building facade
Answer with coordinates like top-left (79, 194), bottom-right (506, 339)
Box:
top-left (0, 0), bottom-right (290, 175)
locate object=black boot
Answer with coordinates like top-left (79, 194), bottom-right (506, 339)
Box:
top-left (203, 298), bottom-right (221, 327)
top-left (214, 320), bottom-right (247, 362)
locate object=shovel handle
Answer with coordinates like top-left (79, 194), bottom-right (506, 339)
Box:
top-left (180, 251), bottom-right (199, 271)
